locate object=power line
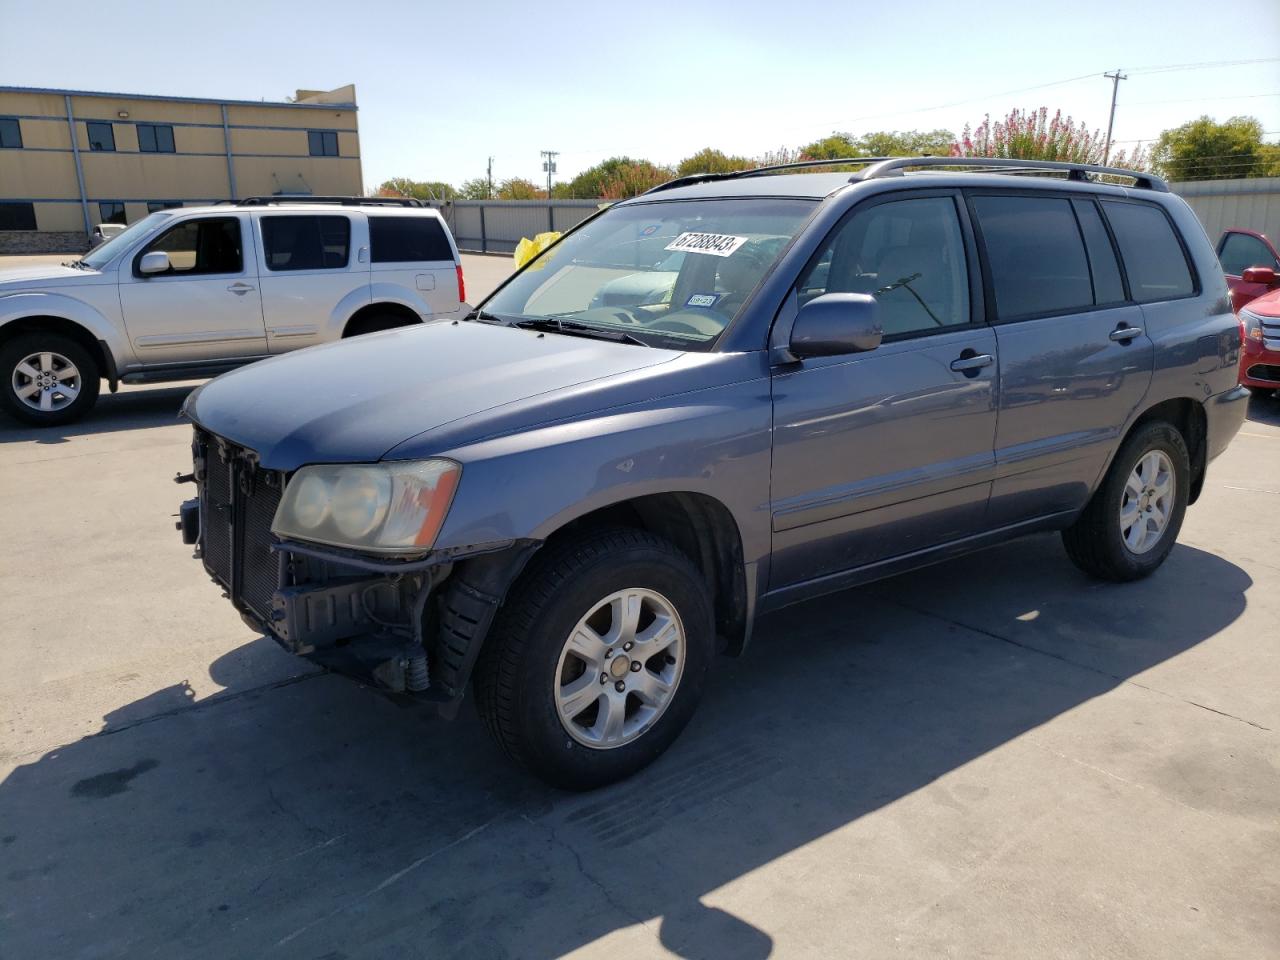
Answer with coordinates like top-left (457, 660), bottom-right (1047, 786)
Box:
top-left (1129, 57), bottom-right (1280, 75)
top-left (1124, 92), bottom-right (1280, 106)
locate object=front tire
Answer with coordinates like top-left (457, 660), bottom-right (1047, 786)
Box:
top-left (473, 528), bottom-right (714, 790)
top-left (1062, 421), bottom-right (1190, 581)
top-left (0, 333), bottom-right (100, 426)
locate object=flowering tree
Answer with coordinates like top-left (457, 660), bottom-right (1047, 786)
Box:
top-left (951, 108), bottom-right (1149, 170)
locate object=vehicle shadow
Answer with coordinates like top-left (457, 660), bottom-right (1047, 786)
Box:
top-left (0, 383), bottom-right (197, 444)
top-left (0, 536), bottom-right (1254, 959)
top-left (1246, 390), bottom-right (1280, 426)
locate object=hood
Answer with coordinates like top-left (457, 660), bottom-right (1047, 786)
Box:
top-left (1241, 288), bottom-right (1280, 318)
top-left (183, 320), bottom-right (684, 469)
top-left (0, 263), bottom-right (108, 290)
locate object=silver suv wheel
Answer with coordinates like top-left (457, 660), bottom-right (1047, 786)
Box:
top-left (554, 587), bottom-right (685, 750)
top-left (1120, 450), bottom-right (1176, 555)
top-left (12, 350), bottom-right (82, 413)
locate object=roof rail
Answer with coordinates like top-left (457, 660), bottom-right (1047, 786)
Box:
top-left (644, 157), bottom-right (895, 195)
top-left (235, 195), bottom-right (426, 207)
top-left (853, 157), bottom-right (1168, 192)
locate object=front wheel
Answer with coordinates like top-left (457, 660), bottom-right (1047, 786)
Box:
top-left (0, 333), bottom-right (100, 426)
top-left (1062, 421), bottom-right (1190, 581)
top-left (473, 528), bottom-right (714, 790)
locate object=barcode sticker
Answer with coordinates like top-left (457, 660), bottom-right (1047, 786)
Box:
top-left (665, 232), bottom-right (748, 258)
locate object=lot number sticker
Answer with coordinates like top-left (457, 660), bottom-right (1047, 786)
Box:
top-left (665, 232), bottom-right (748, 258)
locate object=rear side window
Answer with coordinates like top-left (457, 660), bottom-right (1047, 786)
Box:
top-left (1219, 232), bottom-right (1279, 276)
top-left (261, 215), bottom-right (351, 271)
top-left (971, 195), bottom-right (1093, 320)
top-left (369, 216), bottom-right (453, 263)
top-left (139, 217), bottom-right (242, 276)
top-left (1071, 199), bottom-right (1125, 306)
top-left (1101, 201), bottom-right (1195, 303)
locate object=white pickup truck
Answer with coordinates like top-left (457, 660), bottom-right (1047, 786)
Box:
top-left (0, 196), bottom-right (464, 425)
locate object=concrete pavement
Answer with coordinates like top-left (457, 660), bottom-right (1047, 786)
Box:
top-left (0, 305), bottom-right (1277, 957)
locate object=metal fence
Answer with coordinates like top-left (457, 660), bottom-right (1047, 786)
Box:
top-left (436, 199), bottom-right (605, 254)
top-left (1171, 177), bottom-right (1280, 244)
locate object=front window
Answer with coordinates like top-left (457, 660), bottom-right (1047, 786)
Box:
top-left (481, 198), bottom-right (816, 350)
top-left (81, 212), bottom-right (172, 269)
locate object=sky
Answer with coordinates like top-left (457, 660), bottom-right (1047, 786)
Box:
top-left (2, 0), bottom-right (1278, 190)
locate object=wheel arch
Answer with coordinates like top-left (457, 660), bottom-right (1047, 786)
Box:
top-left (0, 314), bottom-right (114, 386)
top-left (1125, 396), bottom-right (1207, 503)
top-left (341, 300), bottom-right (423, 338)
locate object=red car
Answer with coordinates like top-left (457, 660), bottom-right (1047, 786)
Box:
top-left (1240, 285), bottom-right (1280, 398)
top-left (1219, 228), bottom-right (1280, 313)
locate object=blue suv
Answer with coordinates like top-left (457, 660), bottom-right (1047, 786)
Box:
top-left (178, 157), bottom-right (1248, 789)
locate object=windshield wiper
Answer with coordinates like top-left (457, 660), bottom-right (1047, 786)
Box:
top-left (514, 316), bottom-right (649, 347)
top-left (464, 308), bottom-right (515, 325)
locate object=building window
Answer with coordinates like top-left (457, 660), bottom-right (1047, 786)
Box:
top-left (307, 130), bottom-right (339, 157)
top-left (0, 117), bottom-right (21, 149)
top-left (147, 200), bottom-right (184, 213)
top-left (0, 202), bottom-right (37, 230)
top-left (137, 123), bottom-right (176, 153)
top-left (86, 121), bottom-right (116, 152)
top-left (98, 202), bottom-right (126, 225)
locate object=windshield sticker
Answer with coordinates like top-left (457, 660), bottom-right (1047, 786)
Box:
top-left (665, 232), bottom-right (748, 258)
top-left (686, 293), bottom-right (722, 308)
top-left (640, 223), bottom-right (662, 236)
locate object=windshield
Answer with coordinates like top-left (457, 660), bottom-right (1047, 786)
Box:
top-left (482, 198), bottom-right (816, 350)
top-left (80, 212), bottom-right (173, 270)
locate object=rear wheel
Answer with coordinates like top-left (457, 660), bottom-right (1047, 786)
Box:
top-left (1062, 421), bottom-right (1189, 581)
top-left (343, 312), bottom-right (419, 337)
top-left (473, 528), bottom-right (714, 790)
top-left (0, 333), bottom-right (100, 426)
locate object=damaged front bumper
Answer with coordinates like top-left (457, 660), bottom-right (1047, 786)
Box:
top-left (177, 450), bottom-right (536, 718)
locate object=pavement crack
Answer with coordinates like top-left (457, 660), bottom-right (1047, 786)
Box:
top-left (895, 601), bottom-right (1272, 732)
top-left (521, 813), bottom-right (658, 935)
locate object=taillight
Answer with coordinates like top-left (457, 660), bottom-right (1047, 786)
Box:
top-left (456, 264), bottom-right (466, 304)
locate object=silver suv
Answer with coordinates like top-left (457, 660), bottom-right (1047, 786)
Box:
top-left (0, 197), bottom-right (463, 426)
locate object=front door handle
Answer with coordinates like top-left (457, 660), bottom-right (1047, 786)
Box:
top-left (950, 352), bottom-right (994, 372)
top-left (1109, 325), bottom-right (1143, 342)
top-left (227, 282), bottom-right (255, 296)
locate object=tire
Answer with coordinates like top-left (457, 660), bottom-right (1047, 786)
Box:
top-left (1062, 420), bottom-right (1190, 582)
top-left (473, 527), bottom-right (714, 791)
top-left (344, 313), bottom-right (417, 338)
top-left (0, 332), bottom-right (100, 427)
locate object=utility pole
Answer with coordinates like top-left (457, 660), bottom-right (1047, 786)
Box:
top-left (1103, 69), bottom-right (1127, 164)
top-left (486, 156), bottom-right (494, 200)
top-left (541, 149), bottom-right (559, 197)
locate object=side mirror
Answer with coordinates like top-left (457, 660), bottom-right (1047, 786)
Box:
top-left (138, 251), bottom-right (171, 275)
top-left (1242, 266), bottom-right (1278, 286)
top-left (790, 293), bottom-right (882, 359)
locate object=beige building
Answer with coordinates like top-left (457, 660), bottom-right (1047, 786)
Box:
top-left (0, 84), bottom-right (362, 252)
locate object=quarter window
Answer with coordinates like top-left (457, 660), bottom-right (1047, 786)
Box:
top-left (261, 215), bottom-right (350, 271)
top-left (369, 216), bottom-right (453, 262)
top-left (138, 217), bottom-right (243, 275)
top-left (1102, 201), bottom-right (1195, 303)
top-left (799, 195), bottom-right (971, 337)
top-left (1219, 232), bottom-right (1279, 276)
top-left (137, 123), bottom-right (176, 153)
top-left (98, 202), bottom-right (126, 225)
top-left (1071, 199), bottom-right (1126, 306)
top-left (0, 117), bottom-right (21, 149)
top-left (0, 202), bottom-right (37, 230)
top-left (86, 121), bottom-right (115, 151)
top-left (307, 130), bottom-right (339, 157)
top-left (971, 195), bottom-right (1093, 320)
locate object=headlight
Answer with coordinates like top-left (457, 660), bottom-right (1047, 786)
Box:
top-left (271, 460), bottom-right (460, 554)
top-left (1241, 310), bottom-right (1263, 343)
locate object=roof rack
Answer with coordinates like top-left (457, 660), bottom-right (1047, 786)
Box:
top-left (644, 155), bottom-right (1166, 195)
top-left (235, 195), bottom-right (426, 207)
top-left (853, 156), bottom-right (1167, 192)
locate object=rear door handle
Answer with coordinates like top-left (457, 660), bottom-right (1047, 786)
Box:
top-left (1110, 325), bottom-right (1142, 342)
top-left (950, 353), bottom-right (994, 372)
top-left (227, 282), bottom-right (255, 296)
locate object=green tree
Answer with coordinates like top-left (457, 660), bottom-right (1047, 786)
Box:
top-left (458, 177), bottom-right (492, 200)
top-left (1152, 115), bottom-right (1280, 181)
top-left (565, 157), bottom-right (650, 198)
top-left (858, 129), bottom-right (954, 157)
top-left (496, 177), bottom-right (545, 200)
top-left (675, 147), bottom-right (753, 177)
top-left (598, 160), bottom-right (674, 200)
top-left (374, 177), bottom-right (457, 201)
top-left (797, 133), bottom-right (859, 159)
